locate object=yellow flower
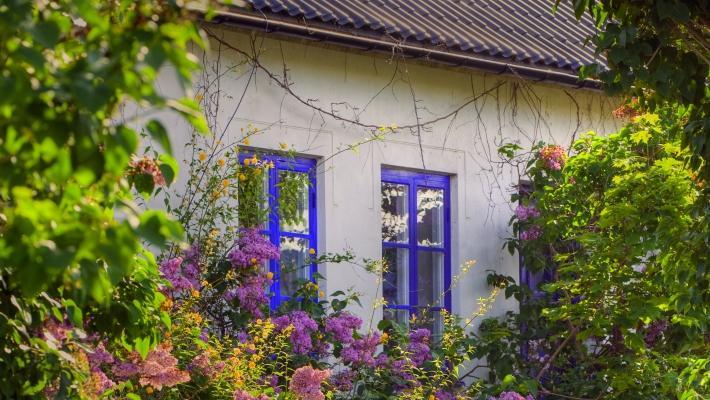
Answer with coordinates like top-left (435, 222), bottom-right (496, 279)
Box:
top-left (428, 395), bottom-right (435, 400)
top-left (191, 289), bottom-right (201, 298)
top-left (390, 123), bottom-right (398, 130)
top-left (380, 332), bottom-right (389, 343)
top-left (250, 156), bottom-right (258, 164)
top-left (222, 179), bottom-right (230, 187)
top-left (279, 142), bottom-right (288, 150)
top-left (146, 386), bottom-right (154, 394)
top-left (243, 138), bottom-right (250, 145)
top-left (266, 271), bottom-right (274, 280)
top-left (250, 257), bottom-right (258, 264)
top-left (248, 361), bottom-right (256, 369)
top-left (217, 158), bottom-right (226, 167)
top-left (238, 173), bottom-right (246, 181)
top-left (308, 248), bottom-right (316, 255)
top-left (201, 280), bottom-right (209, 287)
top-left (319, 290), bottom-right (325, 298)
top-left (198, 151), bottom-right (207, 161)
top-left (243, 158), bottom-right (251, 166)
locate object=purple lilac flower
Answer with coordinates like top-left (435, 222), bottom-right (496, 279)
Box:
top-left (374, 353), bottom-right (389, 368)
top-left (232, 273), bottom-right (272, 318)
top-left (494, 392), bottom-right (535, 400)
top-left (199, 329), bottom-right (209, 342)
top-left (407, 328), bottom-right (431, 367)
top-left (227, 228), bottom-right (280, 268)
top-left (325, 312), bottom-right (362, 344)
top-left (236, 331), bottom-right (250, 344)
top-left (341, 332), bottom-right (381, 367)
top-left (514, 205), bottom-right (540, 221)
top-left (87, 342), bottom-right (114, 372)
top-left (392, 359), bottom-right (414, 381)
top-left (111, 361), bottom-right (139, 379)
top-left (183, 244), bottom-right (202, 287)
top-left (272, 311), bottom-right (319, 354)
top-left (330, 369), bottom-right (357, 391)
top-left (159, 256), bottom-right (198, 292)
top-left (435, 390), bottom-right (456, 400)
top-left (644, 319), bottom-right (669, 347)
top-left (520, 225), bottom-right (542, 241)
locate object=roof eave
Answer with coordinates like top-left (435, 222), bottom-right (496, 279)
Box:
top-left (207, 8), bottom-right (602, 90)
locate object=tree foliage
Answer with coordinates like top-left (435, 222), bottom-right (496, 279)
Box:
top-left (482, 111), bottom-right (708, 399)
top-left (0, 0), bottom-right (208, 396)
top-left (559, 0), bottom-right (709, 176)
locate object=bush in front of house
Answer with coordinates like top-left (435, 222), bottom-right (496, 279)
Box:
top-left (478, 106), bottom-right (709, 399)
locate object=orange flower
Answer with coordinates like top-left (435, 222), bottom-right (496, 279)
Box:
top-left (198, 151), bottom-right (207, 161)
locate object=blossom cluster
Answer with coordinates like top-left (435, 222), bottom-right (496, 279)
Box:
top-left (492, 391), bottom-right (535, 400)
top-left (514, 204), bottom-right (540, 221)
top-left (128, 155), bottom-right (166, 186)
top-left (228, 228), bottom-right (280, 268)
top-left (519, 225), bottom-right (542, 241)
top-left (289, 366), bottom-right (331, 400)
top-left (273, 311), bottom-right (319, 354)
top-left (539, 145), bottom-right (566, 171)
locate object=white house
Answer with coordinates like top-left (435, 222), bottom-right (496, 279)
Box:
top-left (156, 0), bottom-right (620, 332)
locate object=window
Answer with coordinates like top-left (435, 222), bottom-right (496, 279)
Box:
top-left (239, 152), bottom-right (317, 309)
top-left (381, 168), bottom-right (451, 332)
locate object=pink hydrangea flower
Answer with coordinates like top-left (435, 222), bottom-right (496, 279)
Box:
top-left (136, 343), bottom-right (190, 390)
top-left (233, 389), bottom-right (270, 400)
top-left (289, 366), bottom-right (331, 400)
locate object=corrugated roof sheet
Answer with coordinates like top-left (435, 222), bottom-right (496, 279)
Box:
top-left (246, 0), bottom-right (604, 73)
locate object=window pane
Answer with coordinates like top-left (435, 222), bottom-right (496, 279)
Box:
top-left (383, 247), bottom-right (409, 307)
top-left (417, 187), bottom-right (444, 247)
top-left (279, 237), bottom-right (310, 297)
top-left (381, 182), bottom-right (409, 243)
top-left (238, 165), bottom-right (269, 229)
top-left (416, 251), bottom-right (444, 308)
top-left (278, 171), bottom-right (309, 234)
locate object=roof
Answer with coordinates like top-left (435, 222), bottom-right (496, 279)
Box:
top-left (213, 0), bottom-right (605, 87)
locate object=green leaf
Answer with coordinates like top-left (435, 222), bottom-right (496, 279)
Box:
top-left (146, 119), bottom-right (172, 155)
top-left (134, 336), bottom-right (151, 359)
top-left (31, 20), bottom-right (61, 48)
top-left (167, 98), bottom-right (209, 135)
top-left (158, 153), bottom-right (179, 185)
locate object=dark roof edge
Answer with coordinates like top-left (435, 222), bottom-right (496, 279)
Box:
top-left (207, 8), bottom-right (602, 90)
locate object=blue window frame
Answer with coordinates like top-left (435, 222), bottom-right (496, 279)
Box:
top-left (239, 152), bottom-right (317, 309)
top-left (381, 168), bottom-right (451, 331)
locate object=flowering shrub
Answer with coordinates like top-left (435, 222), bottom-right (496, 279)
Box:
top-left (481, 110), bottom-right (709, 399)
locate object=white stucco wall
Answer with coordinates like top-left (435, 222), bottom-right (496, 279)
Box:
top-left (149, 24), bottom-right (620, 331)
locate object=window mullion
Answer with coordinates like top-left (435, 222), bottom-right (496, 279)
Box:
top-left (408, 178), bottom-right (418, 315)
top-left (269, 165), bottom-right (281, 309)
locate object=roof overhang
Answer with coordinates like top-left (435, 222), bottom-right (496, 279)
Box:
top-left (204, 7), bottom-right (602, 90)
